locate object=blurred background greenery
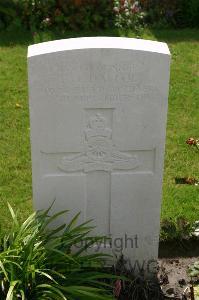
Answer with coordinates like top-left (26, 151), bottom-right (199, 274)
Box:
top-left (0, 0), bottom-right (198, 33)
top-left (0, 0), bottom-right (198, 240)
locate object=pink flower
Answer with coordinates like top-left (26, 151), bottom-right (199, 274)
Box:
top-left (113, 279), bottom-right (122, 298)
top-left (131, 1), bottom-right (140, 13)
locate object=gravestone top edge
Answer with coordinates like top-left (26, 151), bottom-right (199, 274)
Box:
top-left (28, 36), bottom-right (170, 58)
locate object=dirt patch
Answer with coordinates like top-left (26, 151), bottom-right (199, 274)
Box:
top-left (108, 242), bottom-right (199, 299)
top-left (158, 257), bottom-right (199, 299)
top-left (111, 254), bottom-right (199, 299)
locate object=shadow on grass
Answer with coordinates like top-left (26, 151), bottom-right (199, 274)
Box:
top-left (0, 27), bottom-right (198, 47)
top-left (0, 27), bottom-right (119, 47)
top-left (0, 28), bottom-right (33, 46)
top-left (151, 28), bottom-right (199, 43)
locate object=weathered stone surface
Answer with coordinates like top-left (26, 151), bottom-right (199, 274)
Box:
top-left (28, 37), bottom-right (170, 269)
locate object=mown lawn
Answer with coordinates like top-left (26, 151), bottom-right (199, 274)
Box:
top-left (0, 28), bottom-right (198, 234)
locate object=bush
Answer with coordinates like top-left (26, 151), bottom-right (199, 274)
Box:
top-left (0, 203), bottom-right (115, 299)
top-left (141, 0), bottom-right (199, 28)
top-left (177, 0), bottom-right (199, 27)
top-left (0, 0), bottom-right (114, 31)
top-left (0, 0), bottom-right (198, 33)
top-left (113, 0), bottom-right (147, 31)
top-left (0, 0), bottom-right (18, 30)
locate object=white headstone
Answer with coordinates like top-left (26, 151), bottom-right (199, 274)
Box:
top-left (28, 37), bottom-right (170, 271)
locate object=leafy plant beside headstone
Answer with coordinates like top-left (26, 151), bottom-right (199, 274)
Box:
top-left (160, 216), bottom-right (194, 242)
top-left (0, 203), bottom-right (116, 300)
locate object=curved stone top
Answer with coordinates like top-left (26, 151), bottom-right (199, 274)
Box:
top-left (28, 37), bottom-right (170, 58)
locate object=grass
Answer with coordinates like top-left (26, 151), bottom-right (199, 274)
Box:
top-left (0, 27), bottom-right (198, 235)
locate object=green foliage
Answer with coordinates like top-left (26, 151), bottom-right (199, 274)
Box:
top-left (188, 261), bottom-right (199, 278)
top-left (178, 0), bottom-right (199, 27)
top-left (0, 27), bottom-right (199, 240)
top-left (140, 0), bottom-right (179, 28)
top-left (0, 0), bottom-right (198, 31)
top-left (0, 0), bottom-right (114, 31)
top-left (113, 0), bottom-right (146, 31)
top-left (0, 0), bottom-right (17, 30)
top-left (160, 217), bottom-right (193, 241)
top-left (0, 204), bottom-right (115, 299)
top-left (139, 0), bottom-right (199, 28)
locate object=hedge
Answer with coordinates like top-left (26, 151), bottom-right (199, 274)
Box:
top-left (0, 0), bottom-right (198, 32)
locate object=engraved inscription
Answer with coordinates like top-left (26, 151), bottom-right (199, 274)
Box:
top-left (59, 114), bottom-right (139, 173)
top-left (46, 84), bottom-right (159, 104)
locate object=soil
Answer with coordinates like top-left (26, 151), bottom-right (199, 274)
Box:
top-left (113, 240), bottom-right (199, 299)
top-left (158, 239), bottom-right (199, 299)
top-left (158, 257), bottom-right (199, 299)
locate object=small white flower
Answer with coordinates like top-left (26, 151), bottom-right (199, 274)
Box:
top-left (113, 7), bottom-right (119, 13)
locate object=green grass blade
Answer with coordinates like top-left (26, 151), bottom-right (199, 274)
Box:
top-left (6, 280), bottom-right (19, 300)
top-left (7, 203), bottom-right (18, 227)
top-left (65, 212), bottom-right (81, 231)
top-left (37, 284), bottom-right (68, 300)
top-left (43, 210), bottom-right (69, 228)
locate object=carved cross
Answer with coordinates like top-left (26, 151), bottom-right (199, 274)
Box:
top-left (57, 114), bottom-right (140, 234)
top-left (42, 113), bottom-right (154, 236)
